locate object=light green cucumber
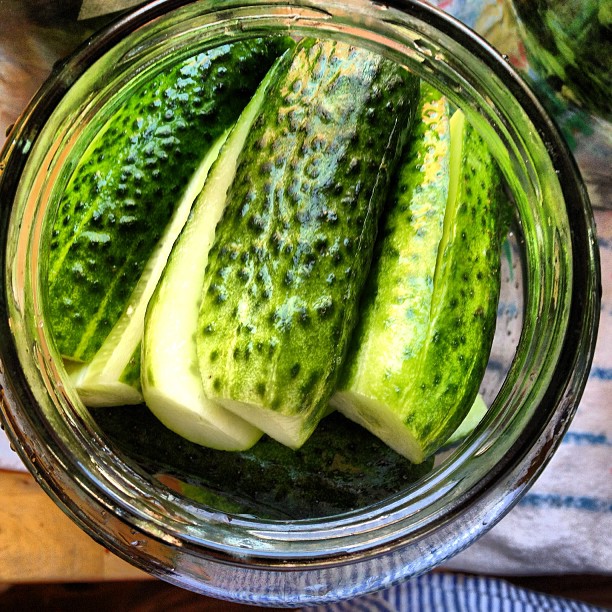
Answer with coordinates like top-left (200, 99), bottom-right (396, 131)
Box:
top-left (67, 136), bottom-right (226, 406)
top-left (48, 37), bottom-right (293, 365)
top-left (196, 38), bottom-right (419, 449)
top-left (444, 393), bottom-right (488, 447)
top-left (332, 107), bottom-right (503, 463)
top-left (141, 54), bottom-right (291, 450)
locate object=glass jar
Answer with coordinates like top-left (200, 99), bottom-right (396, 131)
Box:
top-left (506, 0), bottom-right (612, 211)
top-left (510, 0), bottom-right (610, 122)
top-left (0, 0), bottom-right (600, 606)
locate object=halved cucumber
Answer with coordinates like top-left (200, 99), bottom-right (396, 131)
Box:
top-left (67, 141), bottom-right (225, 406)
top-left (140, 53), bottom-right (291, 450)
top-left (332, 106), bottom-right (503, 463)
top-left (49, 38), bottom-right (293, 365)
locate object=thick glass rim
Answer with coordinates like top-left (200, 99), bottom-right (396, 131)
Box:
top-left (0, 0), bottom-right (600, 603)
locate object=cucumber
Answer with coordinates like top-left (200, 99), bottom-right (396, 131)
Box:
top-left (47, 37), bottom-right (293, 366)
top-left (444, 393), bottom-right (488, 447)
top-left (332, 107), bottom-right (503, 463)
top-left (141, 53), bottom-right (292, 450)
top-left (67, 135), bottom-right (226, 406)
top-left (90, 405), bottom-right (434, 520)
top-left (196, 39), bottom-right (420, 449)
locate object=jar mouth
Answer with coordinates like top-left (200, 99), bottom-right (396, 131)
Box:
top-left (0, 0), bottom-right (600, 597)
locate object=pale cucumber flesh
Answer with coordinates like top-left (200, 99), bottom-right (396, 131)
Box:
top-left (140, 56), bottom-right (288, 450)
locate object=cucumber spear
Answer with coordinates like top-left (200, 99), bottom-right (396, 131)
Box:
top-left (196, 39), bottom-right (420, 449)
top-left (332, 99), bottom-right (503, 463)
top-left (140, 53), bottom-right (294, 450)
top-left (48, 38), bottom-right (292, 406)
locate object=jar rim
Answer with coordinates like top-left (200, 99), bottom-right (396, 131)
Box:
top-left (0, 0), bottom-right (600, 603)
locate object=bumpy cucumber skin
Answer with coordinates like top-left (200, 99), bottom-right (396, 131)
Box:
top-left (335, 84), bottom-right (451, 411)
top-left (196, 39), bottom-right (419, 448)
top-left (140, 57), bottom-right (292, 451)
top-left (412, 116), bottom-right (502, 454)
top-left (91, 405), bottom-right (434, 520)
top-left (335, 109), bottom-right (503, 463)
top-left (413, 114), bottom-right (502, 457)
top-left (48, 37), bottom-right (292, 362)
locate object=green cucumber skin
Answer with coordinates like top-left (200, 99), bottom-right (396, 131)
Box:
top-left (335, 110), bottom-right (503, 462)
top-left (91, 405), bottom-right (434, 520)
top-left (412, 115), bottom-right (502, 457)
top-left (48, 37), bottom-right (292, 362)
top-left (118, 342), bottom-right (141, 390)
top-left (335, 84), bottom-right (451, 409)
top-left (196, 39), bottom-right (419, 446)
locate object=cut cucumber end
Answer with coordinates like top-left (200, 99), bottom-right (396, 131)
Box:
top-left (67, 360), bottom-right (143, 406)
top-left (331, 391), bottom-right (426, 464)
top-left (74, 382), bottom-right (143, 407)
top-left (218, 398), bottom-right (320, 450)
top-left (144, 388), bottom-right (262, 451)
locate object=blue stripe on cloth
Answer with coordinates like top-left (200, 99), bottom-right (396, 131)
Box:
top-left (518, 493), bottom-right (612, 513)
top-left (304, 572), bottom-right (609, 611)
top-left (430, 572), bottom-right (441, 611)
top-left (409, 575), bottom-right (419, 611)
top-left (597, 235), bottom-right (612, 250)
top-left (589, 367), bottom-right (612, 380)
top-left (562, 431), bottom-right (612, 446)
top-left (451, 574), bottom-right (464, 612)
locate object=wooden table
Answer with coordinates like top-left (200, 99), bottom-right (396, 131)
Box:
top-left (0, 470), bottom-right (147, 583)
top-left (1, 469), bottom-right (610, 610)
top-left (0, 470), bottom-right (277, 610)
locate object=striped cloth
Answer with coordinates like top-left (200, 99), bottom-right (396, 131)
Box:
top-left (442, 210), bottom-right (612, 576)
top-left (305, 572), bottom-right (607, 612)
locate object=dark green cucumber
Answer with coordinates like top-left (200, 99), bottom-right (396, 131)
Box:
top-left (48, 37), bottom-right (292, 364)
top-left (333, 108), bottom-right (503, 463)
top-left (67, 136), bottom-right (227, 406)
top-left (90, 405), bottom-right (434, 520)
top-left (196, 38), bottom-right (420, 449)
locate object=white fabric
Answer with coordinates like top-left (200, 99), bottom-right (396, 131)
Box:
top-left (444, 210), bottom-right (612, 576)
top-left (0, 430), bottom-right (23, 473)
